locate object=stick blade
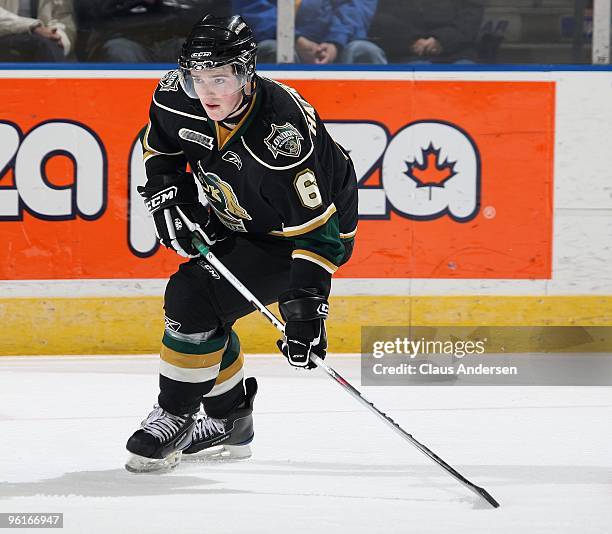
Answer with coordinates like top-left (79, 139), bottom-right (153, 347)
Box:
top-left (473, 485), bottom-right (500, 508)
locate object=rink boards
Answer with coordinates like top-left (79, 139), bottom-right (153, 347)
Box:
top-left (1, 67), bottom-right (611, 354)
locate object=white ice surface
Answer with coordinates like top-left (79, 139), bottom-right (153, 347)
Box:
top-left (0, 355), bottom-right (610, 534)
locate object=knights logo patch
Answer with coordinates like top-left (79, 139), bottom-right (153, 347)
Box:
top-left (195, 162), bottom-right (251, 232)
top-left (159, 70), bottom-right (180, 92)
top-left (264, 122), bottom-right (304, 159)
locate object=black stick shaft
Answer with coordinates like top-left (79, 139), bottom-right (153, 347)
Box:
top-left (192, 236), bottom-right (500, 508)
top-left (311, 354), bottom-right (500, 508)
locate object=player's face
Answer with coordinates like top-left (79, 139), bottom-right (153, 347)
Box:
top-left (190, 65), bottom-right (244, 121)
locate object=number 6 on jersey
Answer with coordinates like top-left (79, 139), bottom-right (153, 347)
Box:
top-left (294, 169), bottom-right (323, 209)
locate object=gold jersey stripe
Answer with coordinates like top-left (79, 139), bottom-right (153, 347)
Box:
top-left (143, 151), bottom-right (182, 165)
top-left (215, 352), bottom-right (245, 384)
top-left (141, 122), bottom-right (153, 152)
top-left (292, 249), bottom-right (338, 274)
top-left (142, 121), bottom-right (184, 156)
top-left (143, 150), bottom-right (159, 164)
top-left (269, 204), bottom-right (337, 237)
top-left (340, 228), bottom-right (357, 239)
top-left (160, 343), bottom-right (226, 369)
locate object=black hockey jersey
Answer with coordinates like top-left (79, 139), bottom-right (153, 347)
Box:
top-left (142, 70), bottom-right (358, 294)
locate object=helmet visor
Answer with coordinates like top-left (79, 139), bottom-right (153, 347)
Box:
top-left (179, 64), bottom-right (248, 99)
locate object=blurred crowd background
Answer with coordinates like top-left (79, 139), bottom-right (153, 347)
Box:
top-left (0, 0), bottom-right (600, 64)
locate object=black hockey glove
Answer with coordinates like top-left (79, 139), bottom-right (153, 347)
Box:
top-left (138, 172), bottom-right (227, 258)
top-left (277, 288), bottom-right (328, 369)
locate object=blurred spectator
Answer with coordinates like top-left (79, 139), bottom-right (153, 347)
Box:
top-left (76, 1), bottom-right (229, 62)
top-left (234, 0), bottom-right (377, 64)
top-left (0, 0), bottom-right (76, 61)
top-left (359, 0), bottom-right (484, 64)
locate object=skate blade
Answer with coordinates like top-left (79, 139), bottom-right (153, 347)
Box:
top-left (182, 444), bottom-right (252, 463)
top-left (125, 450), bottom-right (182, 473)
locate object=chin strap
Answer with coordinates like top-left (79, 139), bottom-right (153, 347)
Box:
top-left (221, 76), bottom-right (257, 128)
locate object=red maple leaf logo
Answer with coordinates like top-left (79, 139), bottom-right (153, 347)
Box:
top-left (405, 144), bottom-right (457, 199)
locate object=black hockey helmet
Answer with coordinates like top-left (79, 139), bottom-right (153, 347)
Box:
top-left (178, 14), bottom-right (257, 99)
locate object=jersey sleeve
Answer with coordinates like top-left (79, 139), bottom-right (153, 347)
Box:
top-left (291, 213), bottom-right (347, 296)
top-left (253, 81), bottom-right (352, 296)
top-left (140, 75), bottom-right (188, 181)
top-left (265, 161), bottom-right (347, 296)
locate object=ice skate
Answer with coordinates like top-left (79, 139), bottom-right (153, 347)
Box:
top-left (125, 405), bottom-right (197, 473)
top-left (183, 377), bottom-right (257, 461)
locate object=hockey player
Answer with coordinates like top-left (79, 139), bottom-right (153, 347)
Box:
top-left (125, 14), bottom-right (358, 472)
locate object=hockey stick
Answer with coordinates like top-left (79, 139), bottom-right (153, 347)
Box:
top-left (192, 236), bottom-right (500, 508)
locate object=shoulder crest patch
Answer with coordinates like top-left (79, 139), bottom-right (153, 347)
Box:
top-left (159, 70), bottom-right (180, 92)
top-left (264, 122), bottom-right (304, 159)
